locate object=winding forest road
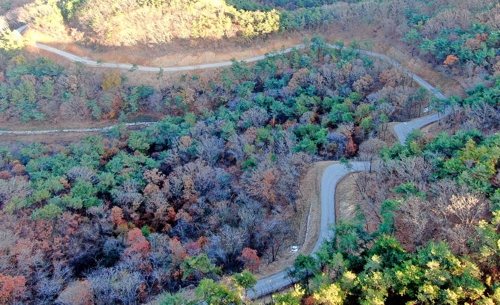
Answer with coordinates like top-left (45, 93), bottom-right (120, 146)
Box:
top-left (250, 106), bottom-right (448, 299)
top-left (9, 25), bottom-right (449, 299)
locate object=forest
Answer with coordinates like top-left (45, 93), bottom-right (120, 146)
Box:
top-left (0, 35), bottom-right (435, 304)
top-left (0, 0), bottom-right (499, 304)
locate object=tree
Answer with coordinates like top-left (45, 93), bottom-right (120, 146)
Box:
top-left (123, 228), bottom-right (151, 270)
top-left (54, 280), bottom-right (93, 305)
top-left (313, 283), bottom-right (345, 305)
top-left (0, 274), bottom-right (26, 304)
top-left (195, 278), bottom-right (242, 305)
top-left (111, 206), bottom-right (126, 227)
top-left (169, 237), bottom-right (188, 266)
top-left (441, 193), bottom-right (489, 254)
top-left (102, 70), bottom-right (122, 91)
top-left (443, 54), bottom-right (459, 67)
top-left (238, 248), bottom-right (260, 273)
top-left (128, 132), bottom-right (151, 153)
top-left (234, 270), bottom-right (257, 300)
top-left (158, 292), bottom-right (188, 305)
top-left (0, 30), bottom-right (25, 57)
top-left (353, 74), bottom-right (374, 96)
top-left (87, 267), bottom-right (145, 305)
top-left (379, 68), bottom-right (403, 88)
top-left (287, 254), bottom-right (319, 294)
top-left (261, 217), bottom-right (293, 263)
top-left (358, 138), bottom-right (384, 172)
top-left (272, 285), bottom-right (304, 305)
top-left (181, 254), bottom-right (221, 281)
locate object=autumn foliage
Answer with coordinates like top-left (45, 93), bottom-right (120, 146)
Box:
top-left (0, 274), bottom-right (26, 304)
top-left (443, 54), bottom-right (459, 67)
top-left (124, 228), bottom-right (150, 259)
top-left (238, 248), bottom-right (260, 273)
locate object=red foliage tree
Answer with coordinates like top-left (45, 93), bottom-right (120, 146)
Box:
top-left (168, 237), bottom-right (188, 265)
top-left (302, 296), bottom-right (315, 305)
top-left (124, 228), bottom-right (150, 259)
top-left (238, 248), bottom-right (260, 273)
top-left (185, 241), bottom-right (201, 256)
top-left (0, 274), bottom-right (26, 304)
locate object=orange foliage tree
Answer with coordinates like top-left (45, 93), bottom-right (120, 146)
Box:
top-left (123, 228), bottom-right (151, 273)
top-left (443, 54), bottom-right (459, 67)
top-left (124, 228), bottom-right (150, 260)
top-left (111, 206), bottom-right (126, 226)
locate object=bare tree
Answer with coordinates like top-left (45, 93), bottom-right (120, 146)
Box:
top-left (112, 179), bottom-right (144, 211)
top-left (206, 225), bottom-right (246, 270)
top-left (87, 266), bottom-right (144, 305)
top-left (35, 262), bottom-right (73, 305)
top-left (442, 193), bottom-right (489, 254)
top-left (195, 135), bottom-right (225, 166)
top-left (238, 107), bottom-right (270, 129)
top-left (396, 196), bottom-right (432, 250)
top-left (260, 217), bottom-right (293, 263)
top-left (358, 138), bottom-right (385, 172)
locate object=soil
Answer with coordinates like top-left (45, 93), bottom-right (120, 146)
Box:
top-left (335, 173), bottom-right (361, 223)
top-left (0, 131), bottom-right (102, 145)
top-left (385, 122), bottom-right (400, 145)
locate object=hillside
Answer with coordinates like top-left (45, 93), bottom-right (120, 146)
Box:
top-left (0, 0), bottom-right (499, 304)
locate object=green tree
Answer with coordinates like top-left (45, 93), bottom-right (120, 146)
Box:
top-left (158, 292), bottom-right (188, 305)
top-left (234, 270), bottom-right (257, 300)
top-left (0, 30), bottom-right (24, 57)
top-left (195, 278), bottom-right (242, 305)
top-left (128, 131), bottom-right (151, 153)
top-left (272, 286), bottom-right (304, 305)
top-left (31, 203), bottom-right (63, 220)
top-left (181, 254), bottom-right (221, 281)
top-left (287, 254), bottom-right (319, 294)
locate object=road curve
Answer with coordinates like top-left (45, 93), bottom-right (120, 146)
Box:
top-left (251, 101), bottom-right (449, 299)
top-left (8, 27), bottom-right (448, 140)
top-left (11, 25), bottom-right (451, 300)
top-left (248, 161), bottom-right (369, 299)
top-left (249, 68), bottom-right (449, 298)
